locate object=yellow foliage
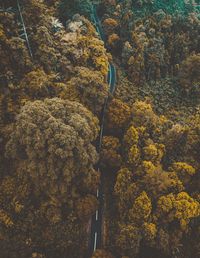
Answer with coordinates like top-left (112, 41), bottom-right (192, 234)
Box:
top-left (114, 168), bottom-right (132, 197)
top-left (19, 69), bottom-right (63, 99)
top-left (170, 162), bottom-right (196, 185)
top-left (102, 18), bottom-right (118, 36)
top-left (108, 33), bottom-right (120, 47)
top-left (171, 162), bottom-right (196, 176)
top-left (157, 192), bottom-right (200, 228)
top-left (136, 126), bottom-right (146, 137)
top-left (93, 55), bottom-right (109, 76)
top-left (175, 192), bottom-right (200, 221)
top-left (103, 18), bottom-right (118, 27)
top-left (0, 209), bottom-right (14, 227)
top-left (77, 35), bottom-right (109, 76)
top-left (128, 145), bottom-right (140, 167)
top-left (143, 161), bottom-right (156, 173)
top-left (131, 101), bottom-right (170, 142)
top-left (180, 218), bottom-right (187, 231)
top-left (0, 24), bottom-right (5, 40)
top-left (60, 66), bottom-right (109, 114)
top-left (157, 193), bottom-right (175, 213)
top-left (131, 100), bottom-right (158, 128)
top-left (139, 163), bottom-right (184, 198)
top-left (136, 161), bottom-right (156, 177)
top-left (32, 253), bottom-right (45, 258)
top-left (106, 98), bottom-right (131, 133)
top-left (143, 144), bottom-right (158, 160)
top-left (124, 125), bottom-right (139, 147)
top-left (6, 98), bottom-right (99, 208)
top-left (101, 136), bottom-right (122, 169)
top-left (128, 191), bottom-right (152, 224)
top-left (143, 222), bottom-right (157, 241)
top-left (12, 198), bottom-right (24, 214)
top-left (143, 143), bottom-right (165, 165)
top-left (58, 82), bottom-right (79, 101)
top-left (116, 224), bottom-right (141, 254)
top-left (0, 176), bottom-right (16, 199)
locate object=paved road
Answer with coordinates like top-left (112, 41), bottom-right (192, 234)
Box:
top-left (89, 4), bottom-right (117, 255)
top-left (16, 0), bottom-right (33, 58)
top-left (1, 0), bottom-right (33, 58)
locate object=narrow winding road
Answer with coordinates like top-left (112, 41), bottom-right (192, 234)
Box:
top-left (16, 0), bottom-right (33, 58)
top-left (89, 4), bottom-right (117, 255)
top-left (1, 0), bottom-right (33, 59)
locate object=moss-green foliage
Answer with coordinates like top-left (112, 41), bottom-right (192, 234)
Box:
top-left (59, 0), bottom-right (93, 22)
top-left (132, 0), bottom-right (197, 17)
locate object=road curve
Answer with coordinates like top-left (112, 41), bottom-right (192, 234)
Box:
top-left (89, 4), bottom-right (117, 256)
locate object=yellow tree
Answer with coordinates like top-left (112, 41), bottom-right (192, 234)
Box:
top-left (123, 125), bottom-right (139, 148)
top-left (140, 163), bottom-right (184, 199)
top-left (114, 168), bottom-right (139, 219)
top-left (4, 98), bottom-right (100, 256)
top-left (116, 224), bottom-right (141, 257)
top-left (156, 192), bottom-right (200, 230)
top-left (143, 222), bottom-right (157, 243)
top-left (60, 66), bottom-right (108, 115)
top-left (100, 136), bottom-right (122, 170)
top-left (108, 33), bottom-right (121, 52)
top-left (143, 143), bottom-right (165, 165)
top-left (114, 168), bottom-right (133, 198)
top-left (19, 68), bottom-right (61, 100)
top-left (170, 162), bottom-right (196, 185)
top-left (128, 145), bottom-right (141, 167)
top-left (102, 18), bottom-right (119, 36)
top-left (106, 98), bottom-right (131, 135)
top-left (131, 100), bottom-right (159, 128)
top-left (128, 191), bottom-right (152, 224)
